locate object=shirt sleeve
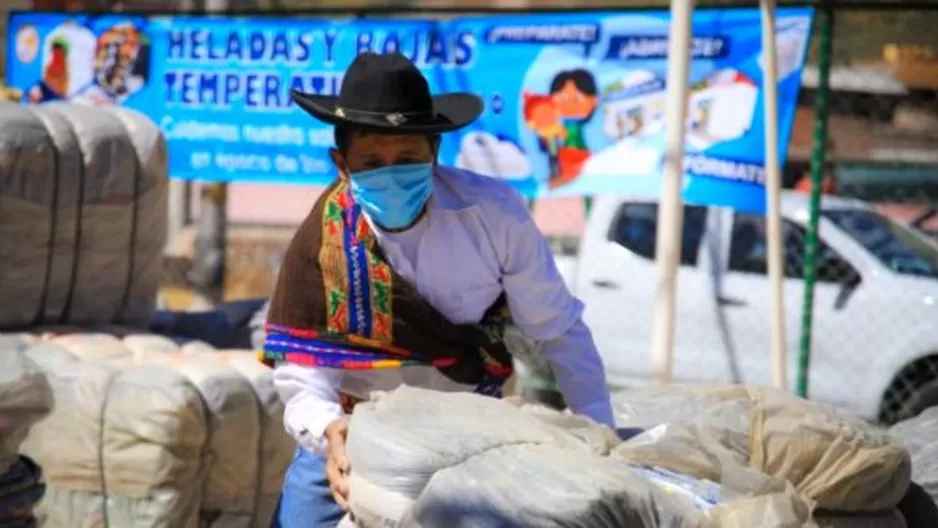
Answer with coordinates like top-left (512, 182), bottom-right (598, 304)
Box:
top-left (272, 362), bottom-right (344, 457)
top-left (538, 319), bottom-right (616, 428)
top-left (494, 190), bottom-right (615, 428)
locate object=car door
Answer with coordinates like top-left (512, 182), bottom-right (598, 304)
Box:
top-left (717, 210), bottom-right (863, 392)
top-left (576, 201), bottom-right (726, 387)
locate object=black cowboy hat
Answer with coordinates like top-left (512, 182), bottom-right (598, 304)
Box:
top-left (291, 52), bottom-right (483, 133)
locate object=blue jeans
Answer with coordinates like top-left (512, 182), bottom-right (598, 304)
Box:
top-left (271, 448), bottom-right (344, 528)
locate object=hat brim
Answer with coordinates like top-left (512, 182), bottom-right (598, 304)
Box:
top-left (291, 89), bottom-right (483, 133)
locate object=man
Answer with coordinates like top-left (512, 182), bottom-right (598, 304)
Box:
top-left (262, 52), bottom-right (614, 528)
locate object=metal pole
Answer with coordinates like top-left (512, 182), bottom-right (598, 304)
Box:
top-left (189, 0), bottom-right (228, 308)
top-left (797, 4), bottom-right (834, 399)
top-left (761, 0), bottom-right (788, 390)
top-left (167, 183), bottom-right (187, 251)
top-left (190, 183), bottom-right (228, 306)
top-left (650, 0), bottom-right (694, 384)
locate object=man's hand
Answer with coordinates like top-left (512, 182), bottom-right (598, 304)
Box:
top-left (325, 416), bottom-right (351, 511)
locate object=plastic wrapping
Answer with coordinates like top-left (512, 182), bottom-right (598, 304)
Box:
top-left (0, 101), bottom-right (167, 329)
top-left (347, 386), bottom-right (917, 527)
top-left (347, 387), bottom-right (697, 528)
top-left (7, 331), bottom-right (292, 528)
top-left (405, 445), bottom-right (705, 528)
top-left (613, 385), bottom-right (911, 513)
top-left (346, 387), bottom-right (817, 527)
top-left (890, 407), bottom-right (938, 504)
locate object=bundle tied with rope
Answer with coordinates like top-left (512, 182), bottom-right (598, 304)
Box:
top-left (0, 101), bottom-right (167, 330)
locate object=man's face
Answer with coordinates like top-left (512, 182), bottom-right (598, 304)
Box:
top-left (331, 132), bottom-right (436, 177)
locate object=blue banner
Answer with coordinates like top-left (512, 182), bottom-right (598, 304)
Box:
top-left (6, 8), bottom-right (813, 212)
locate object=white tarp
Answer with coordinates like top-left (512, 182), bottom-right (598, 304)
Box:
top-left (0, 102), bottom-right (167, 329)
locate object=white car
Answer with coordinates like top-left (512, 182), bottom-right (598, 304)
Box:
top-left (564, 192), bottom-right (938, 424)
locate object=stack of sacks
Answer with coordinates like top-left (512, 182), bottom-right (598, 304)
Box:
top-left (0, 101), bottom-right (167, 330)
top-left (2, 331), bottom-right (293, 528)
top-left (613, 385), bottom-right (912, 527)
top-left (344, 387), bottom-right (812, 528)
top-left (0, 336), bottom-right (52, 526)
top-left (890, 407), bottom-right (938, 503)
top-left (344, 386), bottom-right (914, 528)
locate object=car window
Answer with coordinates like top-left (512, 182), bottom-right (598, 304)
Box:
top-left (609, 203), bottom-right (708, 266)
top-left (728, 213), bottom-right (855, 282)
top-left (823, 208), bottom-right (938, 278)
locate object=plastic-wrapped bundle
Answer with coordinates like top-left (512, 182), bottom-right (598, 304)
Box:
top-left (404, 444), bottom-right (704, 528)
top-left (345, 387), bottom-right (814, 528)
top-left (21, 342), bottom-right (207, 528)
top-left (10, 332), bottom-right (292, 528)
top-left (0, 101), bottom-right (167, 329)
top-left (613, 385), bottom-right (911, 513)
top-left (890, 407), bottom-right (938, 504)
top-left (204, 351), bottom-right (296, 525)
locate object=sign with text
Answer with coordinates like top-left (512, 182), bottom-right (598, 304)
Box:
top-left (6, 8), bottom-right (813, 212)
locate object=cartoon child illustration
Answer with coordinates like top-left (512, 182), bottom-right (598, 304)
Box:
top-left (73, 23), bottom-right (149, 105)
top-left (523, 92), bottom-right (567, 181)
top-left (27, 37), bottom-right (70, 103)
top-left (548, 69), bottom-right (598, 187)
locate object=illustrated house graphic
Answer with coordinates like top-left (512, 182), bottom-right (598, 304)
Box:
top-left (601, 68), bottom-right (759, 150)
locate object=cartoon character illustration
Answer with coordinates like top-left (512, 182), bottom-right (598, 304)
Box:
top-left (522, 69), bottom-right (599, 189)
top-left (550, 69), bottom-right (598, 149)
top-left (27, 37), bottom-right (70, 103)
top-left (523, 92), bottom-right (566, 181)
top-left (548, 69), bottom-right (598, 188)
top-left (73, 23), bottom-right (150, 106)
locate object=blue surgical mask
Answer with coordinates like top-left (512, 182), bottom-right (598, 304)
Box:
top-left (348, 162), bottom-right (434, 230)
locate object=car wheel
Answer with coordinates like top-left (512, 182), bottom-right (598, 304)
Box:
top-left (896, 378), bottom-right (938, 424)
top-left (880, 355), bottom-right (938, 425)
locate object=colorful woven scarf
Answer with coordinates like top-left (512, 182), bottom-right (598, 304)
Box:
top-left (260, 180), bottom-right (513, 394)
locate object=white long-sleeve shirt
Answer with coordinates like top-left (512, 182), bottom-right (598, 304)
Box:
top-left (273, 165), bottom-right (614, 456)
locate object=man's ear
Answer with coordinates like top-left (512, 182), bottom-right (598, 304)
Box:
top-left (429, 135), bottom-right (442, 161)
top-left (329, 148), bottom-right (349, 179)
